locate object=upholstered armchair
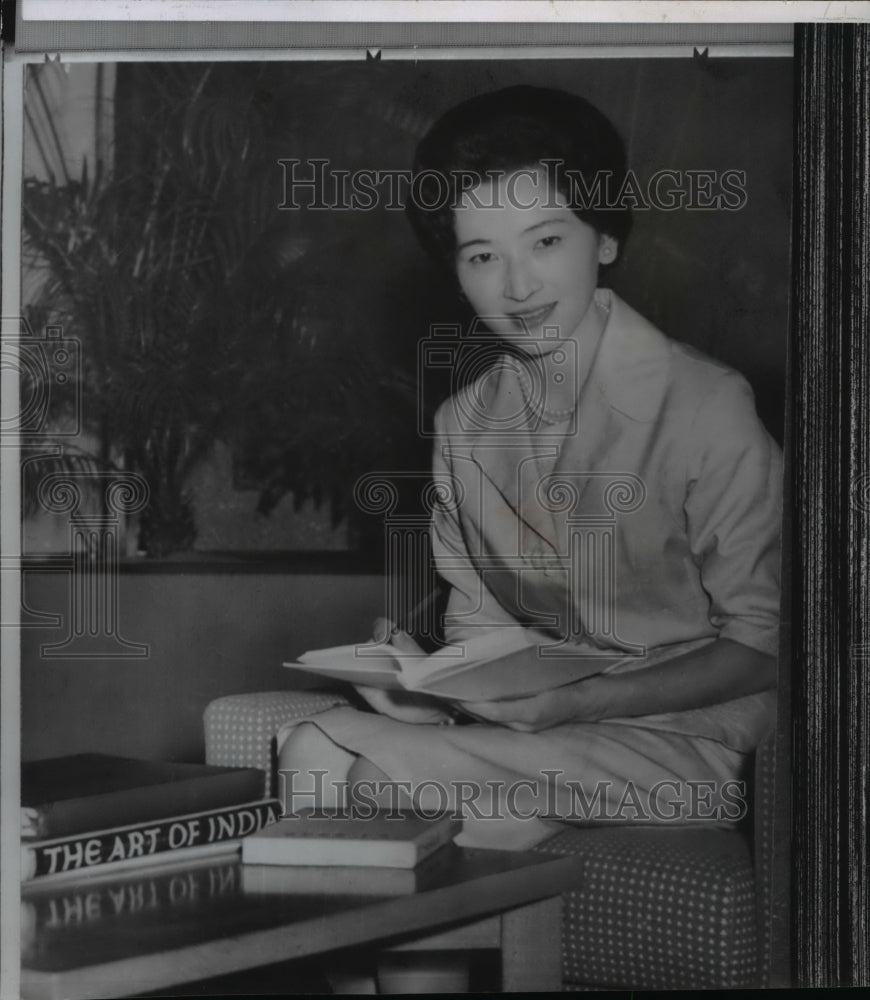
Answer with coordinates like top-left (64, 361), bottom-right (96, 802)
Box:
top-left (204, 688), bottom-right (781, 991)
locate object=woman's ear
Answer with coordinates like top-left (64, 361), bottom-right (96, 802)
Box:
top-left (598, 235), bottom-right (619, 265)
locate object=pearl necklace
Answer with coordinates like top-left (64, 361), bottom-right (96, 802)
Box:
top-left (515, 361), bottom-right (578, 425)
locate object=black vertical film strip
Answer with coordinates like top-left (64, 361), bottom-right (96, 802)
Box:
top-left (791, 22), bottom-right (870, 989)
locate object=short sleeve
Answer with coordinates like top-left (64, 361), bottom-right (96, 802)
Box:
top-left (684, 373), bottom-right (783, 656)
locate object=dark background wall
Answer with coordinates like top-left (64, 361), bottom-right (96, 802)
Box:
top-left (21, 571), bottom-right (383, 762)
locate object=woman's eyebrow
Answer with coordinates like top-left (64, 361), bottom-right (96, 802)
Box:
top-left (456, 237), bottom-right (491, 253)
top-left (522, 218), bottom-right (569, 235)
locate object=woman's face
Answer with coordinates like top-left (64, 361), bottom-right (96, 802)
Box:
top-left (453, 167), bottom-right (615, 353)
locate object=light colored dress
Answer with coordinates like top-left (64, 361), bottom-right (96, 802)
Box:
top-left (279, 290), bottom-right (782, 846)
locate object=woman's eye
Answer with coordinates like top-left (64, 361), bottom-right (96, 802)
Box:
top-left (536, 235), bottom-right (562, 249)
top-left (468, 251), bottom-right (496, 265)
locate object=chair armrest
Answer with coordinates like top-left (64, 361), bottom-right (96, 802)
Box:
top-left (203, 690), bottom-right (350, 797)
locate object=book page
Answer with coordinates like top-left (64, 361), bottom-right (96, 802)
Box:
top-left (394, 628), bottom-right (533, 689)
top-left (411, 645), bottom-right (629, 702)
top-left (286, 643), bottom-right (404, 690)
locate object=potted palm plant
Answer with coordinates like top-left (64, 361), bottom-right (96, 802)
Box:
top-left (22, 62), bottom-right (432, 557)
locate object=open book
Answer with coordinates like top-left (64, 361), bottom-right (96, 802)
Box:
top-left (285, 630), bottom-right (633, 702)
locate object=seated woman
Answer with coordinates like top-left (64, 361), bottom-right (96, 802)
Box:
top-left (278, 85), bottom-right (781, 849)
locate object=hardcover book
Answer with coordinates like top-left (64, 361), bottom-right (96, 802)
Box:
top-left (21, 754), bottom-right (265, 840)
top-left (241, 809), bottom-right (461, 869)
top-left (241, 842), bottom-right (460, 896)
top-left (22, 799), bottom-right (282, 883)
top-left (286, 630), bottom-right (630, 702)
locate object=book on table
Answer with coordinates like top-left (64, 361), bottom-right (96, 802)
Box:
top-left (22, 798), bottom-right (282, 884)
top-left (286, 629), bottom-right (632, 702)
top-left (21, 753), bottom-right (266, 839)
top-left (241, 808), bottom-right (461, 869)
top-left (241, 842), bottom-right (460, 896)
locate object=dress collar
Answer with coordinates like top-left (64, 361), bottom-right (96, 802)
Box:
top-left (583, 288), bottom-right (672, 424)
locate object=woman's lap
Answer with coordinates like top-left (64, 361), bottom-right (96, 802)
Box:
top-left (276, 704), bottom-right (748, 834)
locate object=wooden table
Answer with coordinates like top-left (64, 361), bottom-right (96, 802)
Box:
top-left (21, 845), bottom-right (582, 998)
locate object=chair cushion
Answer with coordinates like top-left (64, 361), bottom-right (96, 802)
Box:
top-left (204, 690), bottom-right (350, 796)
top-left (533, 825), bottom-right (758, 989)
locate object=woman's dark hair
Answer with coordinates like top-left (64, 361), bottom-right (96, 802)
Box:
top-left (406, 85), bottom-right (632, 271)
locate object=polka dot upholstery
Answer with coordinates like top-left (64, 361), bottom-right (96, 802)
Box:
top-left (203, 691), bottom-right (772, 989)
top-left (533, 826), bottom-right (758, 989)
top-left (203, 690), bottom-right (350, 797)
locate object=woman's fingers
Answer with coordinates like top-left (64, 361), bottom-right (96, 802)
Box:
top-left (370, 618), bottom-right (425, 655)
top-left (391, 630), bottom-right (425, 655)
top-left (371, 618), bottom-right (395, 644)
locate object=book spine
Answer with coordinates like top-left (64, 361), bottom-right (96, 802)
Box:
top-left (22, 799), bottom-right (281, 881)
top-left (30, 767), bottom-right (266, 839)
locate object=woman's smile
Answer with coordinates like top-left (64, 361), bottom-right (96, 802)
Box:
top-left (506, 302), bottom-right (559, 331)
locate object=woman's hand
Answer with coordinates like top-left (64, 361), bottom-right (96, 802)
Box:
top-left (463, 675), bottom-right (616, 732)
top-left (353, 618), bottom-right (455, 725)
